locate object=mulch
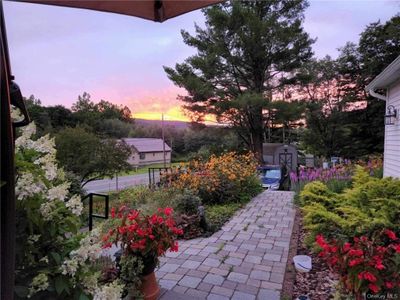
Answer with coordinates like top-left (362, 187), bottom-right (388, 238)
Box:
top-left (282, 207), bottom-right (339, 300)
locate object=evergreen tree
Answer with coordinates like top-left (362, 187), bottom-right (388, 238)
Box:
top-left (164, 0), bottom-right (314, 161)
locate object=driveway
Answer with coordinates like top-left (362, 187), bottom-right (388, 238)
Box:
top-left (84, 172), bottom-right (161, 193)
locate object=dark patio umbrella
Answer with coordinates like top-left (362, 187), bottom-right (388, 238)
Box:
top-left (14, 0), bottom-right (222, 22)
top-left (0, 1), bottom-right (223, 298)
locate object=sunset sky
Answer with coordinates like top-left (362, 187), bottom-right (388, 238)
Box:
top-left (4, 0), bottom-right (399, 122)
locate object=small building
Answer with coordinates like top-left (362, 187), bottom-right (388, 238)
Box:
top-left (262, 143), bottom-right (298, 171)
top-left (122, 138), bottom-right (171, 167)
top-left (366, 55), bottom-right (400, 178)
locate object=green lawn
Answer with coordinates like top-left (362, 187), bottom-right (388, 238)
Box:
top-left (117, 162), bottom-right (183, 176)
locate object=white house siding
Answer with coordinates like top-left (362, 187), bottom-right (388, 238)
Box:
top-left (384, 80), bottom-right (400, 178)
top-left (127, 150), bottom-right (171, 167)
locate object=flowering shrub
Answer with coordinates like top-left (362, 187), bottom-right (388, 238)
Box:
top-left (102, 206), bottom-right (182, 258)
top-left (315, 230), bottom-right (400, 298)
top-left (291, 164), bottom-right (353, 195)
top-left (291, 156), bottom-right (383, 195)
top-left (14, 122), bottom-right (123, 300)
top-left (168, 152), bottom-right (261, 204)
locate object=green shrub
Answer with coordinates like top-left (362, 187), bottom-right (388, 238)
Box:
top-left (301, 168), bottom-right (400, 245)
top-left (173, 190), bottom-right (202, 215)
top-left (206, 202), bottom-right (245, 232)
top-left (300, 181), bottom-right (338, 208)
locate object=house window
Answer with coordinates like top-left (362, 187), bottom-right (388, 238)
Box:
top-left (139, 153), bottom-right (145, 160)
top-left (153, 153), bottom-right (155, 157)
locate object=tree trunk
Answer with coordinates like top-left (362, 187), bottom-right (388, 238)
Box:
top-left (250, 108), bottom-right (264, 164)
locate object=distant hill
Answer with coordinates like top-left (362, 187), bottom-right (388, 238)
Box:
top-left (135, 118), bottom-right (190, 129)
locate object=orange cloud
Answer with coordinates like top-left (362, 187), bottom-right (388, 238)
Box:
top-left (134, 105), bottom-right (217, 124)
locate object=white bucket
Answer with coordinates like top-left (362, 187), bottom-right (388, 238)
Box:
top-left (293, 255), bottom-right (312, 273)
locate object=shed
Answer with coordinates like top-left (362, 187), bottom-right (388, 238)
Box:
top-left (262, 143), bottom-right (298, 171)
top-left (366, 55), bottom-right (400, 178)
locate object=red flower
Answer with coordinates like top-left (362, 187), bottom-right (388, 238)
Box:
top-left (103, 242), bottom-right (112, 249)
top-left (348, 249), bottom-right (363, 256)
top-left (150, 214), bottom-right (158, 225)
top-left (385, 229), bottom-right (397, 240)
top-left (385, 282), bottom-right (394, 289)
top-left (368, 283), bottom-right (380, 294)
top-left (363, 271), bottom-right (377, 283)
top-left (393, 244), bottom-right (400, 253)
top-left (375, 261), bottom-right (385, 270)
top-left (164, 207), bottom-right (173, 216)
top-left (343, 242), bottom-right (351, 252)
top-left (329, 257), bottom-right (338, 265)
top-left (349, 258), bottom-right (363, 267)
top-left (111, 207), bottom-right (116, 218)
top-left (170, 241), bottom-right (179, 252)
top-left (128, 210), bottom-right (139, 221)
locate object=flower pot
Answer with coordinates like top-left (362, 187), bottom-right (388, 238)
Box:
top-left (138, 271), bottom-right (160, 300)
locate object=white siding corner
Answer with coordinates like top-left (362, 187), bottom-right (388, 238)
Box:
top-left (384, 81), bottom-right (400, 178)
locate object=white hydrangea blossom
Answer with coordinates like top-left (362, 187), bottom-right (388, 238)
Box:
top-left (39, 202), bottom-right (57, 221)
top-left (61, 258), bottom-right (79, 276)
top-left (15, 172), bottom-right (46, 200)
top-left (82, 273), bottom-right (100, 295)
top-left (11, 106), bottom-right (23, 121)
top-left (28, 273), bottom-right (49, 298)
top-left (66, 195), bottom-right (83, 216)
top-left (61, 228), bottom-right (102, 276)
top-left (15, 122), bottom-right (36, 149)
top-left (93, 280), bottom-right (124, 300)
top-left (47, 182), bottom-right (70, 201)
top-left (33, 135), bottom-right (56, 155)
top-left (39, 256), bottom-right (49, 264)
top-left (34, 154), bottom-right (58, 181)
top-left (27, 235), bottom-right (41, 244)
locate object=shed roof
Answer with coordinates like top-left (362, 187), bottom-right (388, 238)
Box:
top-left (366, 55), bottom-right (400, 92)
top-left (122, 138), bottom-right (171, 153)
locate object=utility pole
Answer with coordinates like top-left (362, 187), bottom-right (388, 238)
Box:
top-left (162, 113), bottom-right (166, 168)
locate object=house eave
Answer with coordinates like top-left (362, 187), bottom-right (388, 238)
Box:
top-left (366, 55), bottom-right (400, 96)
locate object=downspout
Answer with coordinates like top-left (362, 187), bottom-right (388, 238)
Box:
top-left (368, 88), bottom-right (387, 101)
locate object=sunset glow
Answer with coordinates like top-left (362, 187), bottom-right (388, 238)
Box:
top-left (134, 105), bottom-right (217, 124)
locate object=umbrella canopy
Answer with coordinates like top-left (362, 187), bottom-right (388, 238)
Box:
top-left (9, 0), bottom-right (223, 22)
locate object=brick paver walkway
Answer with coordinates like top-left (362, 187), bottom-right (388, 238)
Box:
top-left (157, 191), bottom-right (295, 300)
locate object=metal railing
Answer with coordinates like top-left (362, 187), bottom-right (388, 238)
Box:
top-left (82, 193), bottom-right (109, 231)
top-left (148, 167), bottom-right (172, 189)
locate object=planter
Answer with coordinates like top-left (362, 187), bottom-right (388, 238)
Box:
top-left (138, 255), bottom-right (160, 300)
top-left (138, 271), bottom-right (160, 300)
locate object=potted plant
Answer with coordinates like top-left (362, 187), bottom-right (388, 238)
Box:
top-left (102, 206), bottom-right (182, 300)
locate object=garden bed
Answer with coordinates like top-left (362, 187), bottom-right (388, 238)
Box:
top-left (291, 213), bottom-right (338, 300)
